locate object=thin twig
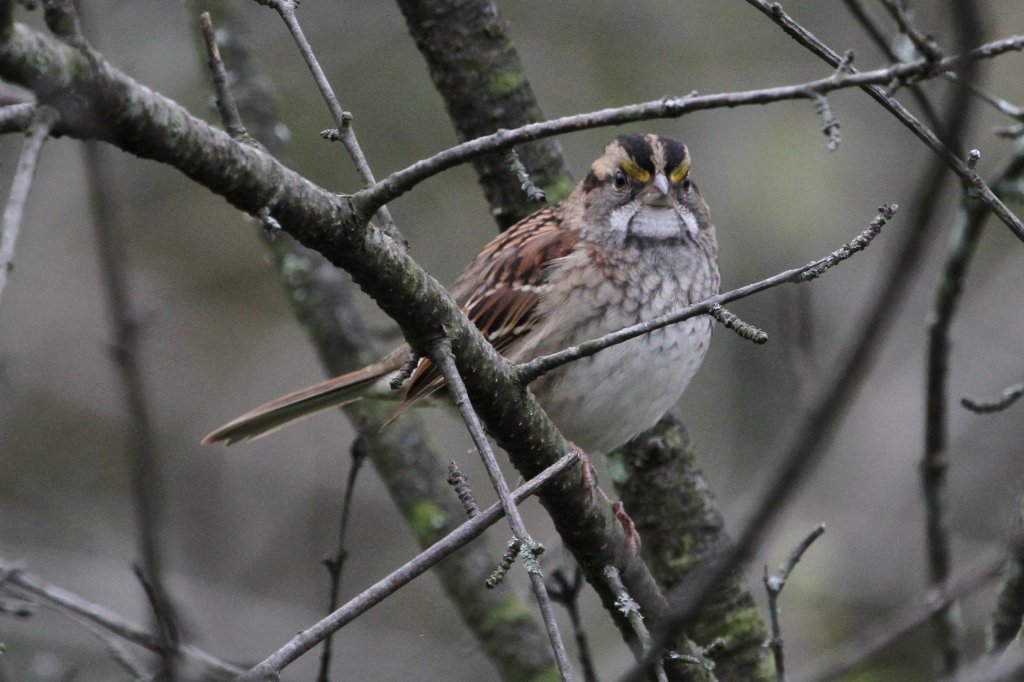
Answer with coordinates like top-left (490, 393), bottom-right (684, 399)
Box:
top-left (506, 148), bottom-right (547, 203)
top-left (0, 558), bottom-right (242, 677)
top-left (763, 524), bottom-right (826, 682)
top-left (742, 0), bottom-right (1024, 244)
top-left (199, 12), bottom-right (246, 139)
top-left (84, 138), bottom-right (181, 676)
top-left (60, 609), bottom-right (152, 680)
top-left (485, 538), bottom-right (522, 588)
top-left (709, 304), bottom-right (768, 345)
top-left (962, 383), bottom-right (1024, 414)
top-left (920, 123), bottom-right (1024, 678)
top-left (238, 451), bottom-right (579, 681)
top-left (446, 461), bottom-right (480, 518)
top-left (316, 431), bottom-right (369, 682)
top-left (428, 337), bottom-right (575, 681)
top-left (253, 0), bottom-right (401, 243)
top-left (519, 204), bottom-right (895, 385)
top-left (839, 0), bottom-right (945, 132)
top-left (881, 0), bottom-right (944, 65)
top-left (354, 35), bottom-right (1024, 235)
top-left (0, 105), bottom-right (57, 311)
top-left (547, 567), bottom-right (599, 682)
top-left (605, 566), bottom-right (668, 682)
top-left (802, 542), bottom-right (1015, 681)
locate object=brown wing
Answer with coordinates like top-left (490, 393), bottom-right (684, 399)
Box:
top-left (398, 204), bottom-right (579, 408)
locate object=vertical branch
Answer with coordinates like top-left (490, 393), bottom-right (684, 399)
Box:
top-left (83, 139), bottom-right (181, 675)
top-left (427, 337), bottom-right (575, 681)
top-left (763, 524), bottom-right (826, 682)
top-left (918, 3), bottom-right (988, 674)
top-left (316, 432), bottom-right (368, 682)
top-left (547, 567), bottom-right (599, 682)
top-left (396, 0), bottom-right (575, 228)
top-left (922, 183), bottom-right (985, 676)
top-left (612, 415), bottom-right (772, 681)
top-left (0, 105), bottom-right (57, 310)
top-left (605, 566), bottom-right (669, 682)
top-left (253, 0), bottom-right (400, 242)
top-left (398, 1), bottom-right (754, 676)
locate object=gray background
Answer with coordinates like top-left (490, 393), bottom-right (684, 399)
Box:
top-left (2, 1), bottom-right (1023, 679)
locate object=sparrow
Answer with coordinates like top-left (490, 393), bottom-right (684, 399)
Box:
top-left (203, 133), bottom-right (720, 455)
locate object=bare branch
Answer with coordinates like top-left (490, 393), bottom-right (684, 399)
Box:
top-left (605, 566), bottom-right (668, 682)
top-left (355, 35), bottom-right (1023, 223)
top-left (316, 431), bottom-right (369, 682)
top-left (83, 131), bottom-right (182, 676)
top-left (253, 0), bottom-right (401, 242)
top-left (922, 118), bottom-right (1024, 678)
top-left (763, 524), bottom-right (826, 682)
top-left (962, 383), bottom-right (1024, 414)
top-left (238, 451), bottom-right (580, 681)
top-left (427, 337), bottom-right (574, 680)
top-left (0, 558), bottom-right (242, 678)
top-left (839, 0), bottom-right (945, 131)
top-left (0, 104), bottom-right (56, 311)
top-left (743, 0), bottom-right (1024, 243)
top-left (709, 305), bottom-right (768, 345)
top-left (199, 12), bottom-right (246, 139)
top-left (547, 567), bottom-right (599, 682)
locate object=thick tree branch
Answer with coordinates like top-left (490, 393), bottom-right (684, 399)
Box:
top-left (396, 0), bottom-right (575, 227)
top-left (188, 5), bottom-right (559, 678)
top-left (0, 16), bottom-right (706, 678)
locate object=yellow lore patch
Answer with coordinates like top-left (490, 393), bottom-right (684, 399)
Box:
top-left (620, 159), bottom-right (651, 182)
top-left (668, 158), bottom-right (691, 183)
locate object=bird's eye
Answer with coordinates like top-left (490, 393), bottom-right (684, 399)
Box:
top-left (682, 177), bottom-right (692, 191)
top-left (613, 170), bottom-right (628, 190)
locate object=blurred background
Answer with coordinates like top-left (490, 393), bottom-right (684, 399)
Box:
top-left (2, 1), bottom-right (1023, 679)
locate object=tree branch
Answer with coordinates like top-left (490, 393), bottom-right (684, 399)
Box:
top-left (239, 452), bottom-right (580, 681)
top-left (0, 559), bottom-right (241, 679)
top-left (427, 337), bottom-right (574, 680)
top-left (0, 104), bottom-right (56, 310)
top-left (186, 5), bottom-right (560, 677)
top-left (742, 0), bottom-right (1024, 244)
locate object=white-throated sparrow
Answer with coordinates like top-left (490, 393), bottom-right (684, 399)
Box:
top-left (204, 134), bottom-right (720, 454)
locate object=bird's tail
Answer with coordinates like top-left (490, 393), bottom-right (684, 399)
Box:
top-left (202, 355), bottom-right (404, 446)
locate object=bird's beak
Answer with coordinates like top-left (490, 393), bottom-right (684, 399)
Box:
top-left (641, 172), bottom-right (672, 207)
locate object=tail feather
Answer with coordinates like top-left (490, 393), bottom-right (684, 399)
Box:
top-left (202, 359), bottom-right (399, 445)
